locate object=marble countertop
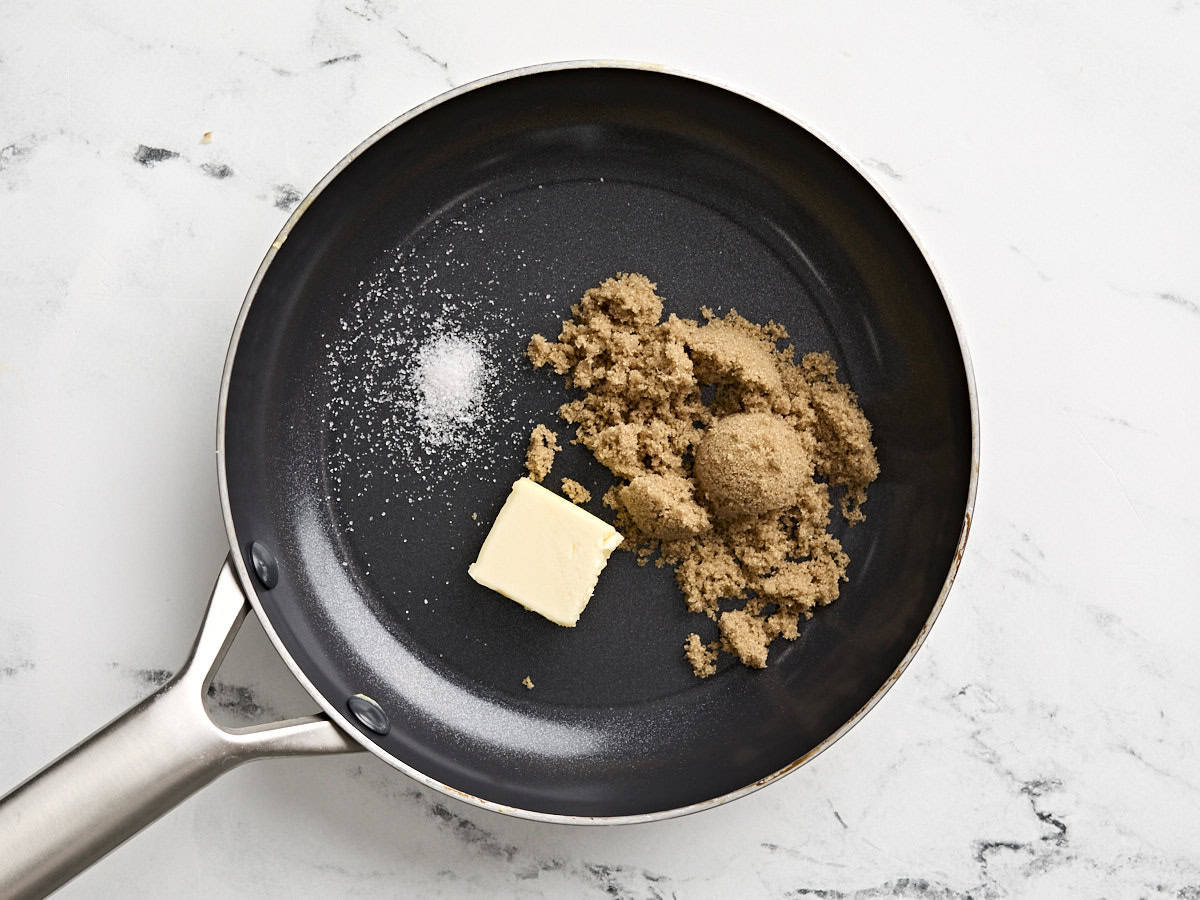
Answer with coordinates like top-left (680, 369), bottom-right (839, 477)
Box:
top-left (2, 2), bottom-right (1198, 897)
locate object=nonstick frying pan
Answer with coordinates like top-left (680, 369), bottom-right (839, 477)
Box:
top-left (0, 62), bottom-right (977, 897)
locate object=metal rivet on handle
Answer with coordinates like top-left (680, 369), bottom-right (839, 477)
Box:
top-left (248, 542), bottom-right (278, 590)
top-left (347, 693), bottom-right (390, 735)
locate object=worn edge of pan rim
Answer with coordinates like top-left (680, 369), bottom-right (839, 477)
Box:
top-left (215, 58), bottom-right (981, 826)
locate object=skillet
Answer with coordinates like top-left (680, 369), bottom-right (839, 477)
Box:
top-left (0, 62), bottom-right (977, 898)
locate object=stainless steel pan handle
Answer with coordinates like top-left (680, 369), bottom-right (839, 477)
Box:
top-left (0, 558), bottom-right (360, 899)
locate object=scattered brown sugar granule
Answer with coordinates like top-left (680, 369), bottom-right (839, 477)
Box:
top-left (524, 424), bottom-right (560, 483)
top-left (529, 273), bottom-right (879, 676)
top-left (560, 478), bottom-right (591, 505)
top-left (522, 675), bottom-right (534, 690)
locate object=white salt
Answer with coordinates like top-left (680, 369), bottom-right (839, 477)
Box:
top-left (314, 194), bottom-right (559, 512)
top-left (413, 333), bottom-right (487, 447)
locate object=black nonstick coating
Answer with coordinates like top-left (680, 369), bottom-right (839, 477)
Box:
top-left (222, 66), bottom-right (974, 818)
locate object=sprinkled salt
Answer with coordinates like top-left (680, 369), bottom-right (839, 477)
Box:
top-left (314, 197), bottom-right (561, 514)
top-left (413, 333), bottom-right (488, 447)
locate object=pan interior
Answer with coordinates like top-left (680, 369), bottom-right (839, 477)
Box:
top-left (223, 68), bottom-right (972, 817)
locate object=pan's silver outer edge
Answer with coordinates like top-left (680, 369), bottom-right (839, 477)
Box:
top-left (215, 59), bottom-right (981, 825)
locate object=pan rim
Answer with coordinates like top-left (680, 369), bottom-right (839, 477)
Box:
top-left (215, 59), bottom-right (980, 825)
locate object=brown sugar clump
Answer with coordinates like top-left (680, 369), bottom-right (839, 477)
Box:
top-left (528, 274), bottom-right (879, 676)
top-left (683, 633), bottom-right (719, 678)
top-left (560, 478), bottom-right (591, 505)
top-left (801, 353), bottom-right (881, 523)
top-left (717, 609), bottom-right (772, 669)
top-left (528, 273), bottom-right (703, 482)
top-left (694, 412), bottom-right (813, 520)
top-left (616, 473), bottom-right (710, 540)
top-left (525, 424), bottom-right (560, 483)
top-left (687, 319), bottom-right (784, 399)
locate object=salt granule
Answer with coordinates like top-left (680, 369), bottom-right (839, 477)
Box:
top-left (414, 333), bottom-right (487, 447)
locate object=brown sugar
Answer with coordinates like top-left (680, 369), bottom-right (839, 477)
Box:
top-left (801, 353), bottom-right (880, 522)
top-left (683, 633), bottom-right (718, 678)
top-left (687, 319), bottom-right (784, 400)
top-left (524, 424), bottom-right (560, 483)
top-left (716, 609), bottom-right (772, 669)
top-left (693, 412), bottom-right (813, 520)
top-left (528, 273), bottom-right (879, 676)
top-left (613, 473), bottom-right (710, 540)
top-left (560, 478), bottom-right (591, 505)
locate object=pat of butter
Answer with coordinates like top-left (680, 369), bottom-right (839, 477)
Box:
top-left (468, 478), bottom-right (623, 627)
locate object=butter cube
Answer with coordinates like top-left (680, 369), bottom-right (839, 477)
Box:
top-left (468, 478), bottom-right (622, 626)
